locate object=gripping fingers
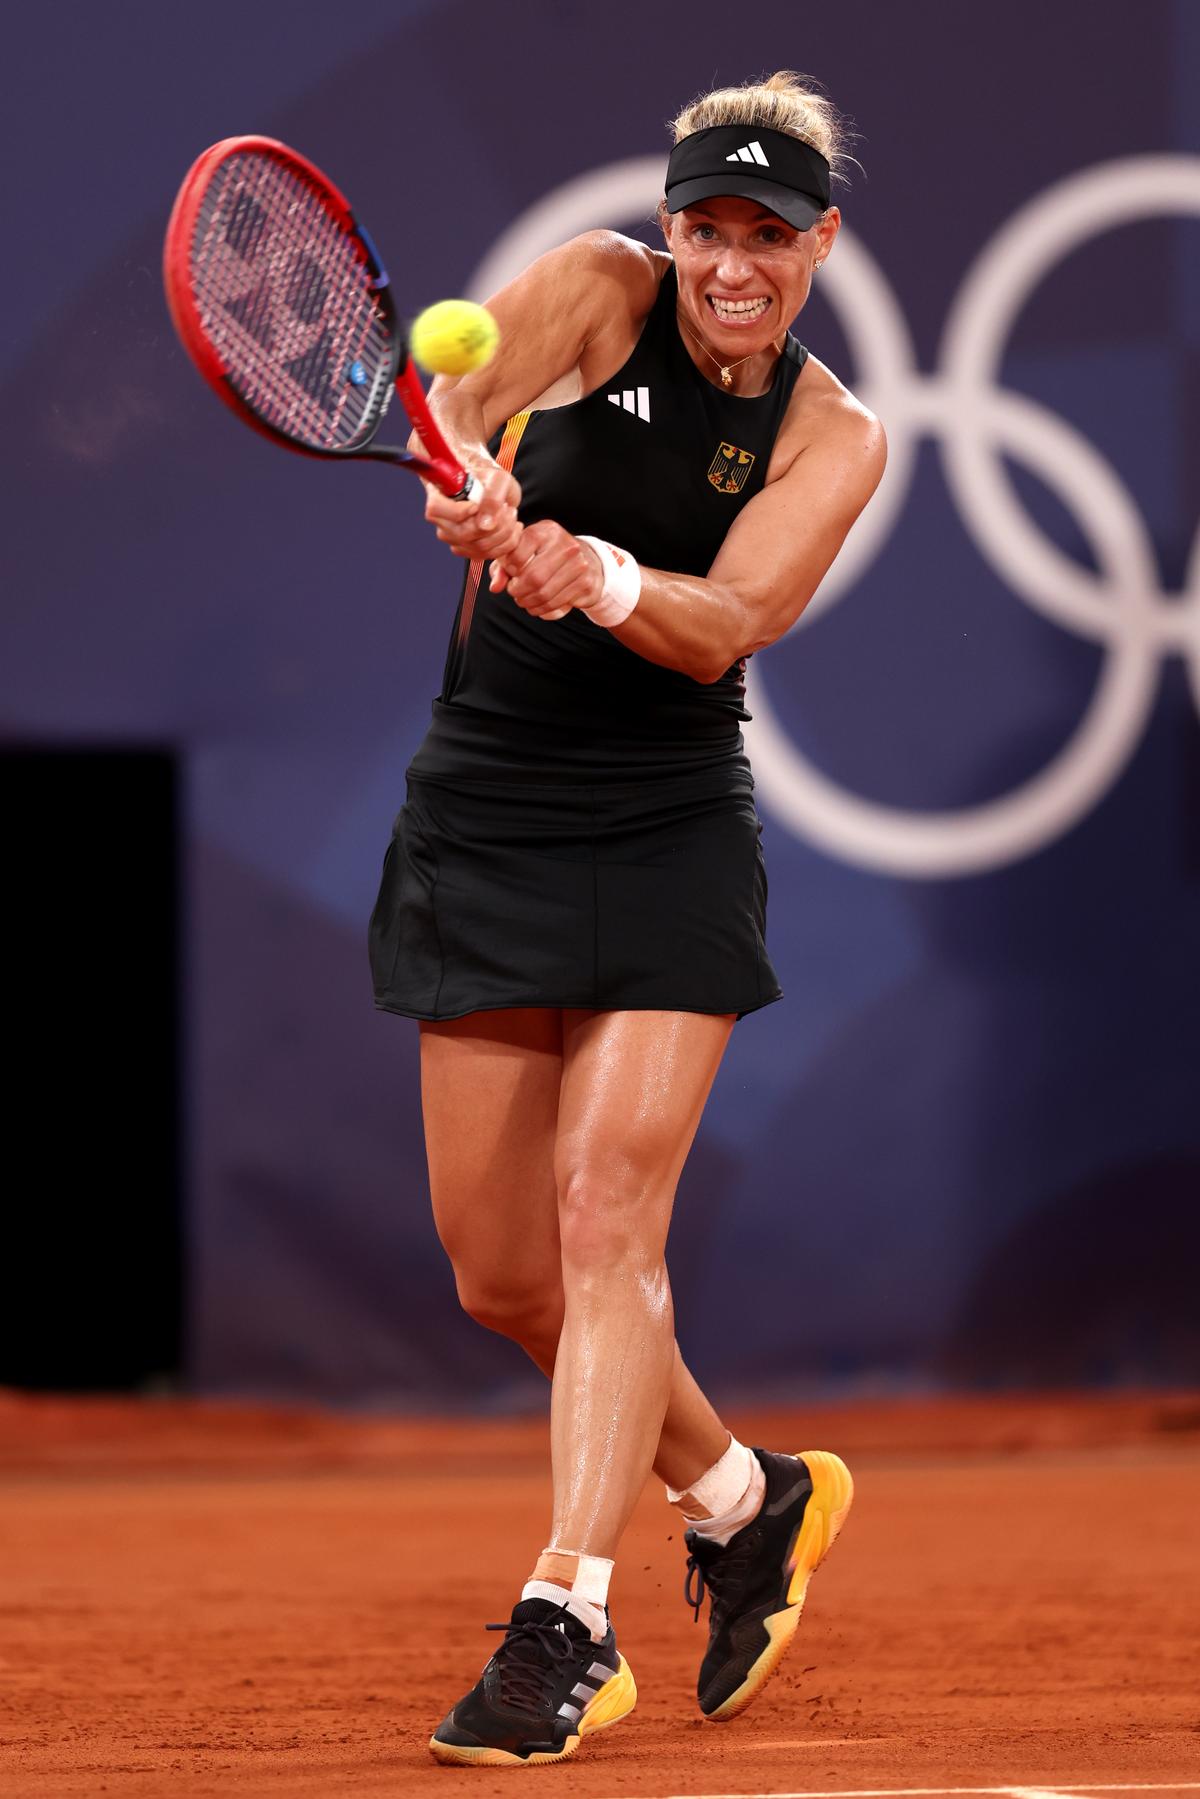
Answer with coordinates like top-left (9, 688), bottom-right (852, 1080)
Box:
top-left (435, 507), bottom-right (521, 562)
top-left (506, 558), bottom-right (581, 616)
top-left (503, 527), bottom-right (598, 613)
top-left (440, 522), bottom-right (522, 561)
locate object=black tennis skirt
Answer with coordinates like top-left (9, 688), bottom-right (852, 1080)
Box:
top-left (367, 757), bottom-right (782, 1023)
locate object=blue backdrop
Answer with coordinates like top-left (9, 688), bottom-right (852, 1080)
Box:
top-left (4, 0), bottom-right (1198, 1403)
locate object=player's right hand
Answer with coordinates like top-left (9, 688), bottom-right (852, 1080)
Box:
top-left (425, 459), bottom-right (522, 563)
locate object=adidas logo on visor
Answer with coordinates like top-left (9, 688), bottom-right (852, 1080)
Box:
top-left (726, 141), bottom-right (770, 165)
top-left (608, 387), bottom-right (650, 421)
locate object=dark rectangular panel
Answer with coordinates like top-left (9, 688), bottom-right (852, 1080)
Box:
top-left (0, 747), bottom-right (182, 1389)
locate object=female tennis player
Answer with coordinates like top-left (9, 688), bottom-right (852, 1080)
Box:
top-left (368, 72), bottom-right (886, 1766)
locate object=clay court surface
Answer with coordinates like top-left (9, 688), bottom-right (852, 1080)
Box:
top-left (1, 1391), bottom-right (1197, 1797)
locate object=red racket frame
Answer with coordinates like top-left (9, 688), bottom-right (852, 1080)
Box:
top-left (163, 135), bottom-right (474, 496)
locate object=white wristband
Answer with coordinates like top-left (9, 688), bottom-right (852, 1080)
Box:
top-left (577, 535), bottom-right (642, 627)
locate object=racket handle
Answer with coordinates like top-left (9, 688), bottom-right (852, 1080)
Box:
top-left (395, 359), bottom-right (481, 502)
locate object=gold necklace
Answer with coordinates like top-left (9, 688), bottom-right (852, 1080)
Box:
top-left (678, 308), bottom-right (783, 389)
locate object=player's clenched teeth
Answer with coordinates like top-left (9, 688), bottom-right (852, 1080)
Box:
top-left (707, 295), bottom-right (771, 323)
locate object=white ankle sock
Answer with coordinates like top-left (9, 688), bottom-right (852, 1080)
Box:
top-left (521, 1550), bottom-right (612, 1643)
top-left (666, 1436), bottom-right (765, 1546)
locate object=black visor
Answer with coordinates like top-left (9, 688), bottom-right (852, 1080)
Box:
top-left (665, 125), bottom-right (831, 231)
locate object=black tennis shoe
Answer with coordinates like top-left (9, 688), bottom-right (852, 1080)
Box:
top-left (684, 1447), bottom-right (854, 1721)
top-left (429, 1595), bottom-right (637, 1767)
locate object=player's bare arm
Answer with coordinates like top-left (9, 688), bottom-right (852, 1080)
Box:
top-left (419, 233), bottom-right (659, 563)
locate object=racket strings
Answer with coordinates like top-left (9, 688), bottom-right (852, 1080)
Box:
top-left (189, 152), bottom-right (393, 450)
top-left (231, 155), bottom-right (384, 442)
top-left (206, 155), bottom-right (376, 440)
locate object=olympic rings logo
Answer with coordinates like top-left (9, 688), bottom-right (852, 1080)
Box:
top-left (469, 155), bottom-right (1200, 877)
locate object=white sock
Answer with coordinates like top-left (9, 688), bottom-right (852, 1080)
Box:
top-left (666, 1436), bottom-right (765, 1546)
top-left (521, 1551), bottom-right (612, 1643)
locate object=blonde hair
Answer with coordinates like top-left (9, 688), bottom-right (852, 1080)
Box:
top-left (670, 71), bottom-right (862, 200)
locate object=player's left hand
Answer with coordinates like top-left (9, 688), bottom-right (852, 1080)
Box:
top-left (492, 520), bottom-right (604, 619)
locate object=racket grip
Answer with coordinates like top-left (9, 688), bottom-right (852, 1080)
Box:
top-left (453, 472), bottom-right (479, 502)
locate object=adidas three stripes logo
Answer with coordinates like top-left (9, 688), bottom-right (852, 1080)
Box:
top-left (608, 387), bottom-right (650, 421)
top-left (557, 1660), bottom-right (616, 1725)
top-left (726, 140), bottom-right (769, 165)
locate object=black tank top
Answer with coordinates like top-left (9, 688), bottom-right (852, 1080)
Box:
top-left (407, 260), bottom-right (808, 783)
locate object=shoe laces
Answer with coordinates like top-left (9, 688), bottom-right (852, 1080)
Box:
top-left (484, 1607), bottom-right (578, 1712)
top-left (684, 1529), bottom-right (759, 1623)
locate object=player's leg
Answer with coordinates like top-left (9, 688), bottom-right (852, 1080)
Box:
top-left (422, 1006), bottom-right (640, 1766)
top-left (539, 1010), bottom-right (854, 1731)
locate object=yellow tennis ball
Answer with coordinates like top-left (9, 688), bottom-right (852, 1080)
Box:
top-left (410, 299), bottom-right (499, 376)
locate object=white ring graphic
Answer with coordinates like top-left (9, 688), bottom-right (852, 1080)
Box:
top-left (468, 155), bottom-right (1200, 877)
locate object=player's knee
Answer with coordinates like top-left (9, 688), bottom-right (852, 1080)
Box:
top-left (556, 1153), bottom-right (664, 1273)
top-left (454, 1271), bottom-right (561, 1349)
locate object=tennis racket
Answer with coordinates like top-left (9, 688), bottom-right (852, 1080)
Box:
top-left (163, 135), bottom-right (478, 499)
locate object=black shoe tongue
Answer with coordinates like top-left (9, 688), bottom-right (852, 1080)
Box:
top-left (512, 1596), bottom-right (568, 1626)
top-left (685, 1528), bottom-right (724, 1564)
